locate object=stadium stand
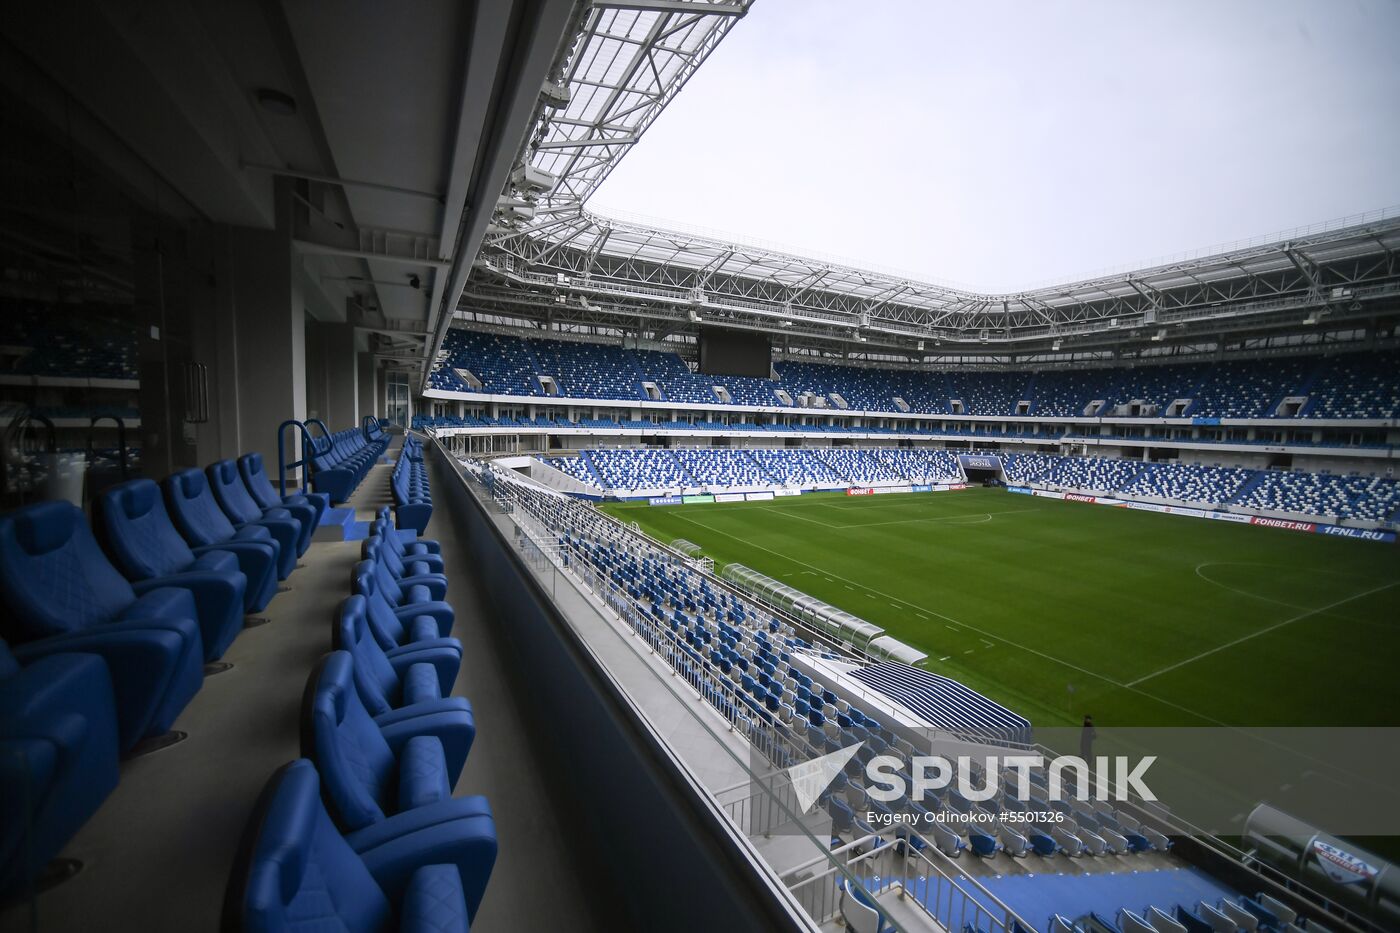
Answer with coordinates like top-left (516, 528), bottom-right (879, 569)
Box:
top-left (426, 328), bottom-right (1400, 423)
top-left (1003, 453), bottom-right (1400, 524)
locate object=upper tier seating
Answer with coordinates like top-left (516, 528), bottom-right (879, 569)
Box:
top-left (0, 501), bottom-right (204, 752)
top-left (95, 479), bottom-right (249, 661)
top-left (223, 759), bottom-right (497, 932)
top-left (427, 328), bottom-right (1400, 420)
top-left (0, 639), bottom-right (120, 896)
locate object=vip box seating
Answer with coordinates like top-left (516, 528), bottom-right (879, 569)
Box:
top-left (94, 479), bottom-right (251, 660)
top-left (223, 759), bottom-right (496, 933)
top-left (427, 327), bottom-right (1400, 421)
top-left (309, 425), bottom-right (391, 505)
top-left (164, 468), bottom-right (288, 584)
top-left (0, 436), bottom-right (341, 896)
top-left (0, 638), bottom-right (121, 897)
top-left (0, 500), bottom-right (206, 753)
top-left (209, 459), bottom-right (309, 570)
top-left (225, 501), bottom-right (497, 932)
top-left (392, 436), bottom-right (433, 534)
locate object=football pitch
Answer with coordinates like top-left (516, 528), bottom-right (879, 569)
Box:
top-left (601, 487), bottom-right (1400, 729)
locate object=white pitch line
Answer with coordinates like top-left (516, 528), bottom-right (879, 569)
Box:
top-left (841, 507), bottom-right (1042, 530)
top-left (1126, 581), bottom-right (1400, 687)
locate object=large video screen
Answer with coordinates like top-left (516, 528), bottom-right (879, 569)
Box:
top-left (697, 326), bottom-right (771, 378)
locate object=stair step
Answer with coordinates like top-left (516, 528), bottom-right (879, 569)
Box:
top-left (312, 506), bottom-right (372, 542)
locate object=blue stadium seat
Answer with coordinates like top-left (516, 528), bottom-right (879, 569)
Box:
top-left (350, 562), bottom-right (453, 652)
top-left (103, 476), bottom-right (277, 613)
top-left (208, 459), bottom-right (307, 565)
top-left (368, 521), bottom-right (443, 576)
top-left (238, 452), bottom-right (324, 554)
top-left (300, 652), bottom-right (476, 833)
top-left (354, 556), bottom-right (453, 622)
top-left (95, 479), bottom-right (249, 660)
top-left (165, 467), bottom-right (287, 582)
top-left (362, 538), bottom-right (447, 598)
top-left (334, 595), bottom-right (462, 719)
top-left (224, 759), bottom-right (496, 931)
top-left (0, 640), bottom-right (120, 896)
top-left (392, 437), bottom-right (433, 534)
top-left (0, 501), bottom-right (204, 751)
top-left (374, 507), bottom-right (443, 558)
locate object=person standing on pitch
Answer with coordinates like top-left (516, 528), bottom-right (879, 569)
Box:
top-left (1080, 714), bottom-right (1096, 762)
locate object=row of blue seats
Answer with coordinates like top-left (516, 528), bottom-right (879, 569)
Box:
top-left (427, 328), bottom-right (1400, 419)
top-left (1003, 453), bottom-right (1400, 524)
top-left (0, 453), bottom-right (323, 896)
top-left (224, 509), bottom-right (497, 932)
top-left (1057, 889), bottom-right (1313, 933)
top-left (392, 436), bottom-right (432, 534)
top-left (310, 421), bottom-right (390, 504)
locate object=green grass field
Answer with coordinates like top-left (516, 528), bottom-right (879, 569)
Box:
top-left (602, 488), bottom-right (1400, 729)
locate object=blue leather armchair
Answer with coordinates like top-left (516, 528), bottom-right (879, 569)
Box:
top-left (0, 501), bottom-right (204, 751)
top-left (0, 641), bottom-right (120, 897)
top-left (223, 759), bottom-right (496, 931)
top-left (95, 479), bottom-right (249, 659)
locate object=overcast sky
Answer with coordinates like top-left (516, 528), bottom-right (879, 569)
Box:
top-left (590, 0), bottom-right (1400, 291)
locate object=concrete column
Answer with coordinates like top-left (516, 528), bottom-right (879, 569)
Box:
top-left (304, 322), bottom-right (358, 429)
top-left (357, 351), bottom-right (378, 422)
top-left (226, 220), bottom-right (305, 466)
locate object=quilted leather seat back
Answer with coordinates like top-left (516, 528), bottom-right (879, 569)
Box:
top-left (235, 760), bottom-right (392, 932)
top-left (303, 652), bottom-right (395, 832)
top-left (208, 460), bottom-right (263, 525)
top-left (0, 501), bottom-right (136, 637)
top-left (165, 468), bottom-right (240, 546)
top-left (97, 479), bottom-right (196, 579)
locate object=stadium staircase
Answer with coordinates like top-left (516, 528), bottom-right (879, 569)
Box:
top-left (579, 450), bottom-right (606, 487)
top-left (1225, 471), bottom-right (1269, 506)
top-left (738, 449), bottom-right (771, 485)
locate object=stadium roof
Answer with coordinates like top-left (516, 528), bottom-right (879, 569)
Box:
top-left (434, 0), bottom-right (1400, 382)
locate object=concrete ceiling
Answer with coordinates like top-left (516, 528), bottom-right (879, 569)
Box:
top-left (0, 0), bottom-right (578, 371)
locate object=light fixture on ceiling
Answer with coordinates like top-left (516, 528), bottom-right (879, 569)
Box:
top-left (255, 88), bottom-right (298, 116)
